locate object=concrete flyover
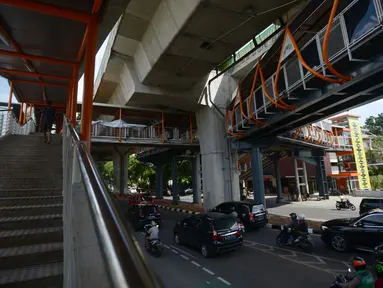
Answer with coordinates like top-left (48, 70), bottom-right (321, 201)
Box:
top-left (93, 0), bottom-right (308, 210)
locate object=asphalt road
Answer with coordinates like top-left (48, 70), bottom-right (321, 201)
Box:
top-left (129, 209), bottom-right (373, 288)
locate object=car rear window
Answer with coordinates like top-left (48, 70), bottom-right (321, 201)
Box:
top-left (212, 217), bottom-right (238, 230)
top-left (251, 204), bottom-right (265, 214)
top-left (140, 206), bottom-right (157, 215)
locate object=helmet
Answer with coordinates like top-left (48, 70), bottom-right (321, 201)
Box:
top-left (351, 257), bottom-right (367, 271)
top-left (289, 213), bottom-right (297, 220)
top-left (375, 262), bottom-right (383, 277)
top-left (297, 213), bottom-right (306, 221)
top-left (151, 221), bottom-right (156, 226)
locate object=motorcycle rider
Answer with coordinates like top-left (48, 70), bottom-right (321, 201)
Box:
top-left (288, 213), bottom-right (308, 243)
top-left (146, 221), bottom-right (160, 249)
top-left (336, 257), bottom-right (375, 288)
top-left (373, 245), bottom-right (383, 288)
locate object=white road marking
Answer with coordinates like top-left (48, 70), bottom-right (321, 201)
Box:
top-left (171, 249), bottom-right (179, 254)
top-left (202, 267), bottom-right (215, 275)
top-left (291, 251), bottom-right (297, 257)
top-left (191, 261), bottom-right (201, 267)
top-left (180, 255), bottom-right (189, 260)
top-left (169, 245), bottom-right (197, 259)
top-left (315, 256), bottom-right (326, 265)
top-left (217, 277), bottom-right (231, 286)
top-left (163, 244), bottom-right (170, 249)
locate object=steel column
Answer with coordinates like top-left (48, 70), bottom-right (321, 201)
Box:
top-left (293, 158), bottom-right (302, 201)
top-left (155, 164), bottom-right (163, 200)
top-left (7, 81), bottom-right (13, 111)
top-left (171, 155), bottom-right (179, 205)
top-left (19, 102), bottom-right (24, 124)
top-left (80, 15), bottom-right (98, 147)
top-left (250, 147), bottom-right (266, 207)
top-left (302, 161), bottom-right (310, 196)
top-left (191, 157), bottom-right (198, 204)
top-left (273, 153), bottom-right (284, 203)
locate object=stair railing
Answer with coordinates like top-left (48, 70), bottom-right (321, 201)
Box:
top-left (62, 117), bottom-right (163, 288)
top-left (0, 110), bottom-right (36, 136)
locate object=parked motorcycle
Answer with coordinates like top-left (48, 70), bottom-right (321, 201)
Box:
top-left (330, 268), bottom-right (352, 288)
top-left (336, 197), bottom-right (356, 211)
top-left (144, 224), bottom-right (163, 257)
top-left (276, 224), bottom-right (314, 253)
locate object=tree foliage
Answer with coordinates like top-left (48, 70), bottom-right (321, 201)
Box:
top-left (364, 113), bottom-right (383, 136)
top-left (97, 161), bottom-right (114, 185)
top-left (366, 136), bottom-right (383, 165)
top-left (128, 155), bottom-right (155, 188)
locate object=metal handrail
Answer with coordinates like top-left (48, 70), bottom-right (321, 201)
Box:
top-left (64, 118), bottom-right (163, 288)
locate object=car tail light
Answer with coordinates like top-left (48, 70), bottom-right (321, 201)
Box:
top-left (211, 230), bottom-right (223, 241)
top-left (235, 230), bottom-right (241, 236)
top-left (249, 212), bottom-right (254, 222)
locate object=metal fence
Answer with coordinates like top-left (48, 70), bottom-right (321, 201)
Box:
top-left (0, 110), bottom-right (35, 137)
top-left (62, 117), bottom-right (163, 288)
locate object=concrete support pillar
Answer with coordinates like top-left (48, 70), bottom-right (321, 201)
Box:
top-left (274, 153), bottom-right (283, 203)
top-left (155, 164), bottom-right (163, 199)
top-left (196, 106), bottom-right (240, 211)
top-left (171, 155), bottom-right (178, 205)
top-left (191, 156), bottom-right (201, 204)
top-left (251, 147), bottom-right (265, 207)
top-left (302, 160), bottom-right (310, 196)
top-left (113, 153), bottom-right (129, 194)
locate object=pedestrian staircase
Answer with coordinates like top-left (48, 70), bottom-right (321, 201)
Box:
top-left (0, 134), bottom-right (63, 287)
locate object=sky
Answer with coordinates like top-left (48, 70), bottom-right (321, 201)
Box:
top-left (0, 37), bottom-right (382, 125)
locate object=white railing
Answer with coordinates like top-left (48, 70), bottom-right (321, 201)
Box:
top-left (0, 110), bottom-right (35, 137)
top-left (230, 0), bottom-right (383, 131)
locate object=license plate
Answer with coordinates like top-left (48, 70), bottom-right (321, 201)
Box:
top-left (257, 215), bottom-right (263, 220)
top-left (148, 216), bottom-right (155, 220)
top-left (225, 235), bottom-right (236, 241)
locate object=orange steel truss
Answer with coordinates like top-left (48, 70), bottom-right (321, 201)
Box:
top-left (1, 0), bottom-right (103, 149)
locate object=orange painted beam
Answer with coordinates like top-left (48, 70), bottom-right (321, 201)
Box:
top-left (80, 15), bottom-right (98, 146)
top-left (28, 101), bottom-right (65, 108)
top-left (13, 80), bottom-right (68, 88)
top-left (19, 102), bottom-right (24, 123)
top-left (7, 81), bottom-right (13, 111)
top-left (0, 49), bottom-right (78, 67)
top-left (71, 66), bottom-right (79, 126)
top-left (0, 0), bottom-right (92, 23)
top-left (0, 68), bottom-right (71, 81)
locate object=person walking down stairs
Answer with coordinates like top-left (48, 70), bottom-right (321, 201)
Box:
top-left (0, 134), bottom-right (63, 287)
top-left (40, 101), bottom-right (56, 144)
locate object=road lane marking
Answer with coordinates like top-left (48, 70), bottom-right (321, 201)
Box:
top-left (169, 245), bottom-right (197, 259)
top-left (163, 244), bottom-right (170, 249)
top-left (171, 249), bottom-right (179, 254)
top-left (180, 255), bottom-right (189, 260)
top-left (202, 267), bottom-right (214, 275)
top-left (191, 261), bottom-right (201, 267)
top-left (315, 256), bottom-right (326, 265)
top-left (217, 277), bottom-right (231, 286)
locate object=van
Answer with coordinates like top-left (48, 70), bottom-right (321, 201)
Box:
top-left (359, 198), bottom-right (383, 215)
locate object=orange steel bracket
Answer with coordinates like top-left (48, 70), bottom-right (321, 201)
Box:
top-left (0, 68), bottom-right (71, 81)
top-left (189, 114), bottom-right (193, 144)
top-left (23, 104), bottom-right (27, 124)
top-left (0, 0), bottom-right (92, 23)
top-left (161, 112), bottom-right (165, 144)
top-left (237, 80), bottom-right (265, 127)
top-left (29, 104), bottom-right (32, 120)
top-left (0, 50), bottom-right (77, 67)
top-left (322, 0), bottom-right (352, 82)
top-left (118, 108), bottom-right (122, 143)
top-left (225, 108), bottom-right (245, 138)
top-left (80, 15), bottom-right (98, 147)
top-left (246, 63), bottom-right (266, 126)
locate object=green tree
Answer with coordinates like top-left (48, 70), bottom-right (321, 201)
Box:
top-left (128, 155), bottom-right (155, 189)
top-left (366, 136), bottom-right (383, 164)
top-left (364, 113), bottom-right (383, 136)
top-left (97, 161), bottom-right (114, 185)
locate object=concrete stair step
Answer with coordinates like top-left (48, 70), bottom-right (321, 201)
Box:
top-left (0, 262), bottom-right (63, 287)
top-left (0, 227), bottom-right (63, 248)
top-left (0, 242), bottom-right (63, 269)
top-left (0, 189), bottom-right (62, 198)
top-left (0, 196), bottom-right (62, 206)
top-left (0, 214), bottom-right (63, 230)
top-left (0, 184), bottom-right (62, 190)
top-left (0, 204), bottom-right (63, 217)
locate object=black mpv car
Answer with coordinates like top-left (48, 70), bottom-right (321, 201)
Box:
top-left (173, 212), bottom-right (243, 257)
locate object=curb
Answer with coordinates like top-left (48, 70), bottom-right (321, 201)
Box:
top-left (157, 204), bottom-right (322, 235)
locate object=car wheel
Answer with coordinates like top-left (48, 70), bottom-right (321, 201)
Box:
top-left (350, 205), bottom-right (356, 211)
top-left (174, 233), bottom-right (181, 245)
top-left (201, 244), bottom-right (211, 258)
top-left (336, 203), bottom-right (341, 210)
top-left (331, 234), bottom-right (349, 252)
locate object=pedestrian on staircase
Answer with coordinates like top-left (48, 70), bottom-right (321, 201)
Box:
top-left (41, 100), bottom-right (55, 144)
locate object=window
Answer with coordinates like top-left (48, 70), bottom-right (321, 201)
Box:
top-left (212, 218), bottom-right (238, 231)
top-left (361, 215), bottom-right (383, 226)
top-left (140, 206), bottom-right (157, 216)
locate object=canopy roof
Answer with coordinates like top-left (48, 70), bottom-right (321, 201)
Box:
top-left (0, 0), bottom-right (129, 107)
